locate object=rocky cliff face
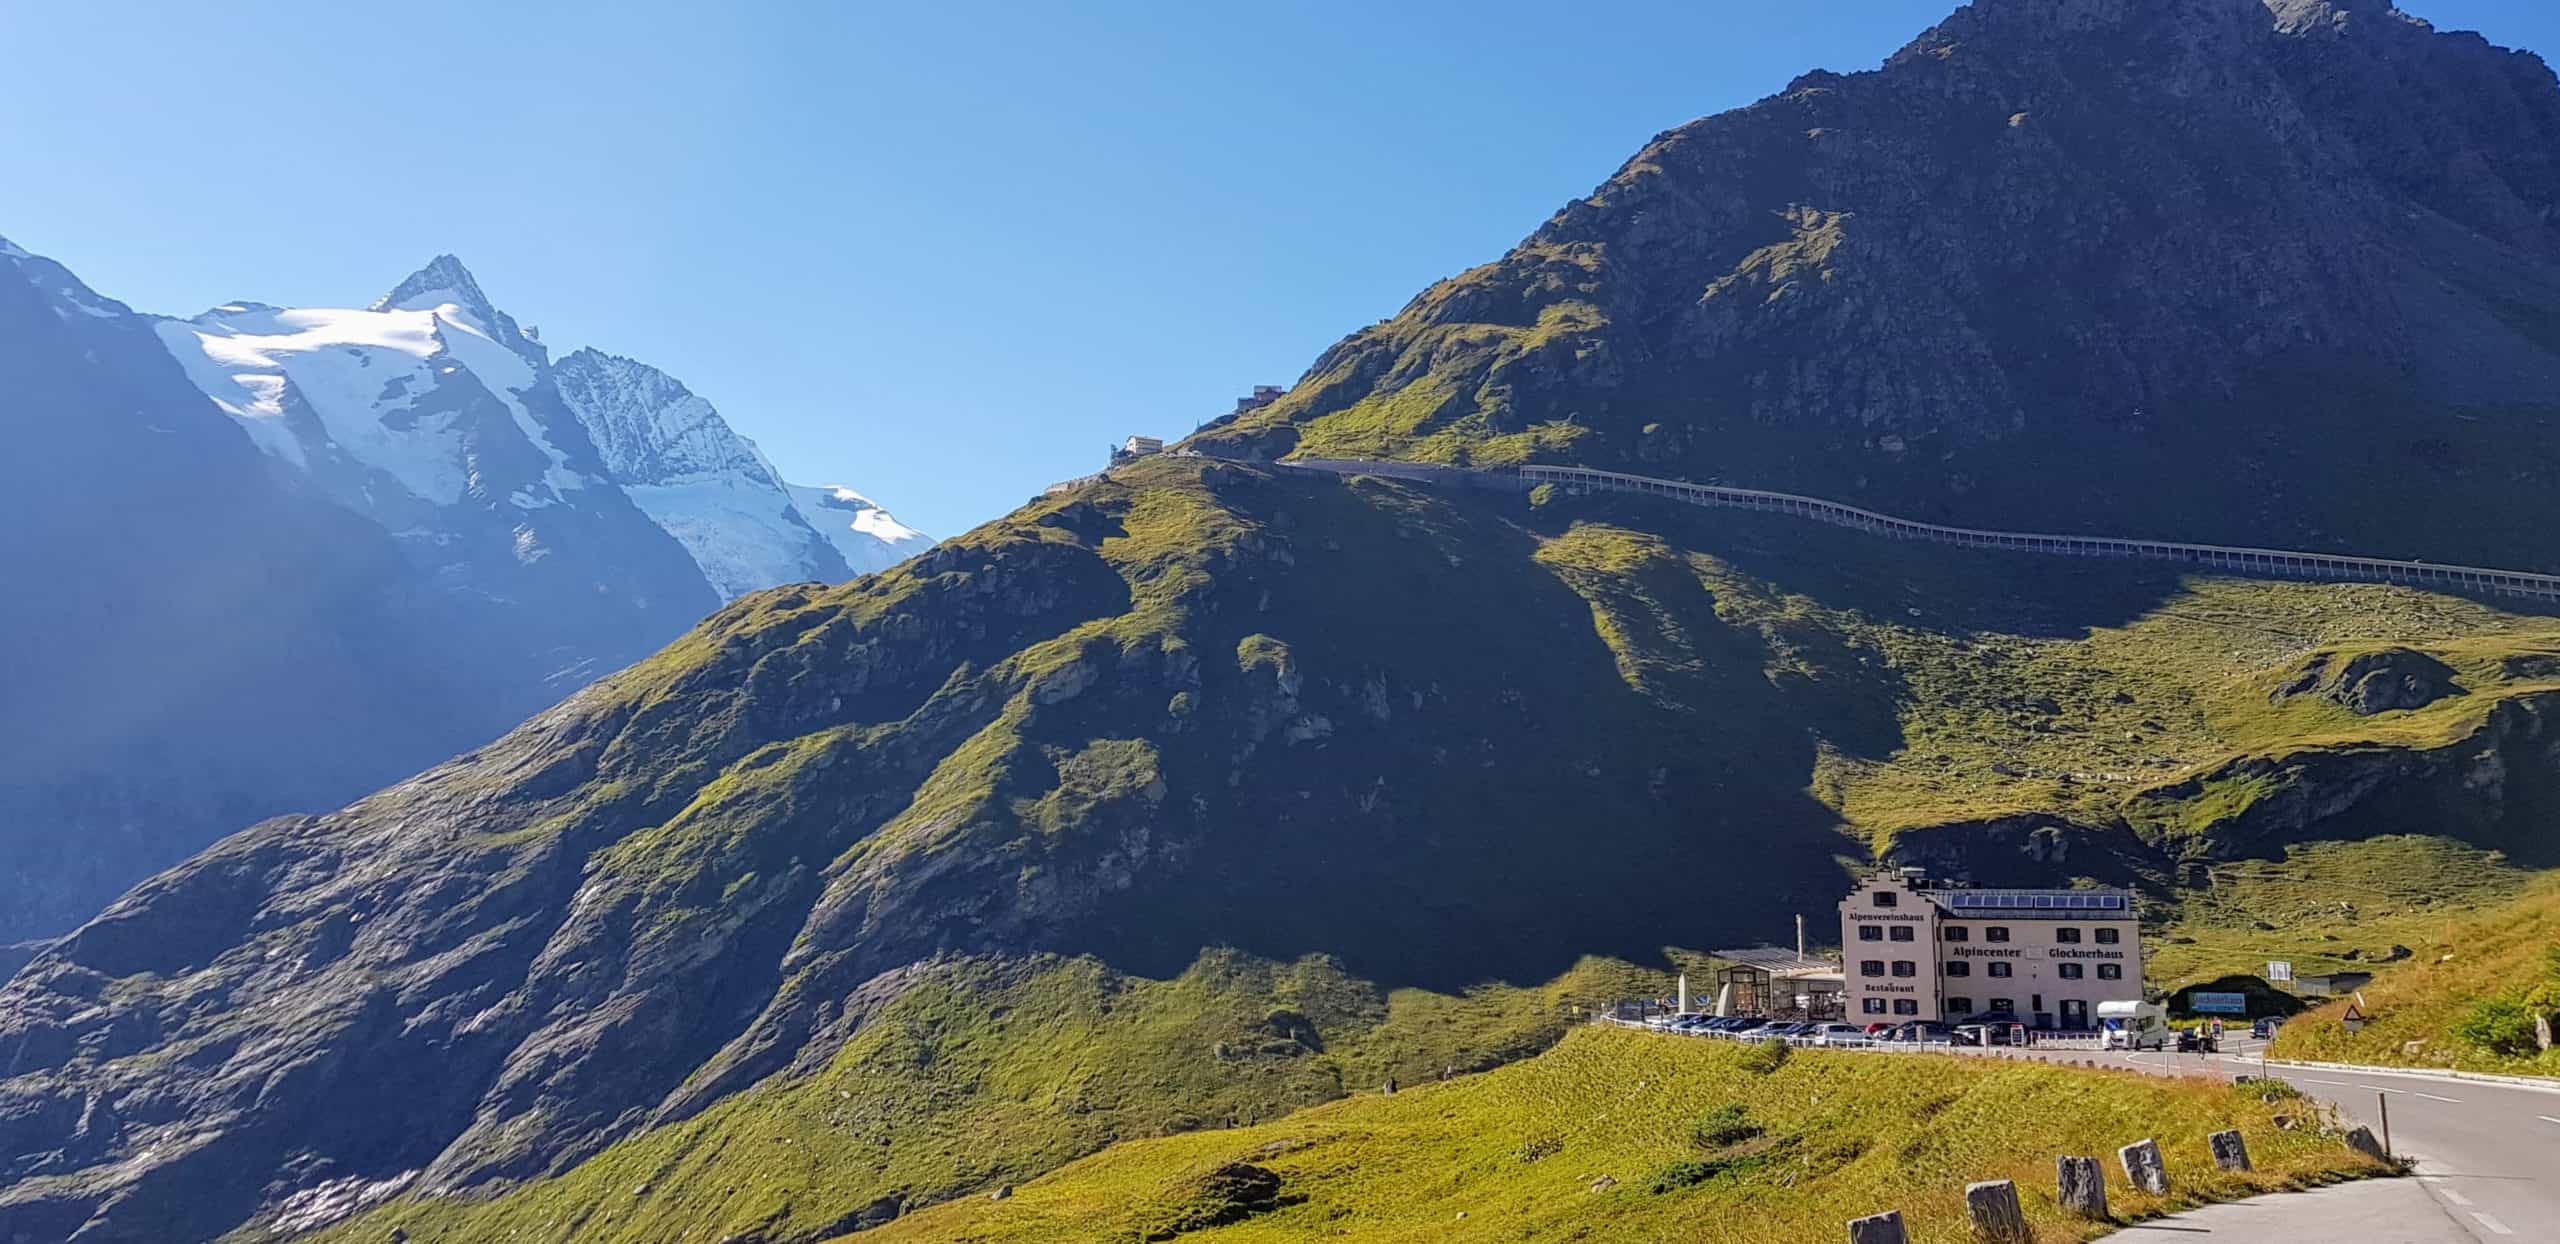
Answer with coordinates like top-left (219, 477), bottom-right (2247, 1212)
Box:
top-left (1200, 0), bottom-right (2560, 567)
top-left (549, 347), bottom-right (858, 598)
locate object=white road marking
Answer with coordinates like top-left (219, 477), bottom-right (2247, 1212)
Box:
top-left (2348, 1084), bottom-right (2462, 1102)
top-left (2539, 1116), bottom-right (2560, 1126)
top-left (2304, 1078), bottom-right (2355, 1086)
top-left (2437, 1186), bottom-right (2474, 1206)
top-left (2470, 1211), bottom-right (2514, 1236)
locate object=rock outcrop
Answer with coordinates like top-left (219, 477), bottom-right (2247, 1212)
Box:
top-left (2273, 647), bottom-right (2464, 714)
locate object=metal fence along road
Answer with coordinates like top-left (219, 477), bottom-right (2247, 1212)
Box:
top-left (1268, 457), bottom-right (2560, 602)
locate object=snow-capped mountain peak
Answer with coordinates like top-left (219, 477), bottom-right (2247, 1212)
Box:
top-left (0, 234), bottom-right (28, 260)
top-left (126, 240), bottom-right (925, 600)
top-left (373, 254), bottom-right (545, 367)
top-left (553, 348), bottom-right (777, 487)
top-left (156, 270), bottom-right (595, 513)
top-left (551, 348), bottom-right (928, 596)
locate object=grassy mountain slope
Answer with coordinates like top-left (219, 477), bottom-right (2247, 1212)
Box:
top-left (6, 455), bottom-right (2547, 1243)
top-left (309, 954), bottom-right (1673, 1244)
top-left (861, 1024), bottom-right (2382, 1244)
top-left (2272, 874), bottom-right (2560, 1076)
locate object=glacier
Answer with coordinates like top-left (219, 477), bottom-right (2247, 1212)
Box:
top-left (150, 255), bottom-right (926, 599)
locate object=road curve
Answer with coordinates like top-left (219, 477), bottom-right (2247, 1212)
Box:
top-left (1989, 1034), bottom-right (2560, 1241)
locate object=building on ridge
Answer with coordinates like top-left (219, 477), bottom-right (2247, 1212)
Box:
top-left (1838, 868), bottom-right (2142, 1031)
top-left (1112, 435), bottom-right (1165, 464)
top-left (1232, 384), bottom-right (1285, 415)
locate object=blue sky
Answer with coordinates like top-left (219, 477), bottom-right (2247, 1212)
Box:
top-left (4, 0), bottom-right (2553, 537)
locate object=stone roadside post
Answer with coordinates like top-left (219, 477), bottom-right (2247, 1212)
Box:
top-left (2345, 1125), bottom-right (2389, 1163)
top-left (2119, 1138), bottom-right (2169, 1194)
top-left (1846, 1209), bottom-right (1908, 1244)
top-left (2208, 1129), bottom-right (2252, 1172)
top-left (1965, 1180), bottom-right (2031, 1242)
top-left (2057, 1154), bottom-right (2108, 1218)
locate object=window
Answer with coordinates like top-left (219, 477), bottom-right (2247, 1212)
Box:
top-left (1862, 997), bottom-right (1887, 1016)
top-left (1860, 960), bottom-right (1885, 978)
top-left (1991, 997), bottom-right (2016, 1014)
top-left (1889, 925), bottom-right (1916, 942)
top-left (1944, 997), bottom-right (1973, 1016)
top-left (1986, 926), bottom-right (2011, 943)
top-left (1893, 999), bottom-right (1919, 1015)
top-left (1942, 926), bottom-right (1970, 942)
top-left (2095, 928), bottom-right (2120, 945)
top-left (1944, 960), bottom-right (1971, 978)
top-left (2097, 964), bottom-right (2122, 981)
top-left (2057, 927), bottom-right (2083, 944)
top-left (1873, 891), bottom-right (1898, 908)
top-left (1988, 962), bottom-right (2014, 978)
top-left (2058, 963), bottom-right (2084, 980)
top-left (1892, 960), bottom-right (1917, 978)
top-left (1858, 925), bottom-right (1884, 942)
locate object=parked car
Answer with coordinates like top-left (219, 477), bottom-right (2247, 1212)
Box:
top-left (1806, 1023), bottom-right (1872, 1046)
top-left (1951, 1013), bottom-right (2028, 1045)
top-left (1863, 1021), bottom-right (1899, 1037)
top-left (1885, 1021), bottom-right (1957, 1044)
top-left (1722, 1017), bottom-right (1770, 1035)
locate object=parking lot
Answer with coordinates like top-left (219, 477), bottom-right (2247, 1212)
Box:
top-left (1614, 1011), bottom-right (2119, 1052)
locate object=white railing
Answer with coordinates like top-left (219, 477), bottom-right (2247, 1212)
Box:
top-left (1258, 455), bottom-right (2560, 601)
top-left (1522, 464), bottom-right (2560, 601)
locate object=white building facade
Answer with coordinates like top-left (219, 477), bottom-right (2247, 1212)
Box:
top-left (1838, 870), bottom-right (2143, 1031)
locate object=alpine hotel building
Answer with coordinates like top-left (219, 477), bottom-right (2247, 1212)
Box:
top-left (1838, 869), bottom-right (2143, 1030)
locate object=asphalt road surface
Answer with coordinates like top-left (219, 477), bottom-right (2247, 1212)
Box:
top-left (1975, 1032), bottom-right (2560, 1241)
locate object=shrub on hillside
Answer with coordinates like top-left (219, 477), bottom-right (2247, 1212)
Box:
top-left (2453, 995), bottom-right (2541, 1059)
top-left (1691, 1104), bottom-right (1763, 1149)
top-left (1736, 1039), bottom-right (1790, 1075)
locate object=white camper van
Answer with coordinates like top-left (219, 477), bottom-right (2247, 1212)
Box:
top-left (2098, 1000), bottom-right (2169, 1051)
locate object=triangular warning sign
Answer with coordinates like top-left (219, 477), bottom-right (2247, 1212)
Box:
top-left (2342, 1003), bottom-right (2366, 1022)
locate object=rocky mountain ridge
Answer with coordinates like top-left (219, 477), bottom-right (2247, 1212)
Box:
top-left (1198, 0), bottom-right (2560, 568)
